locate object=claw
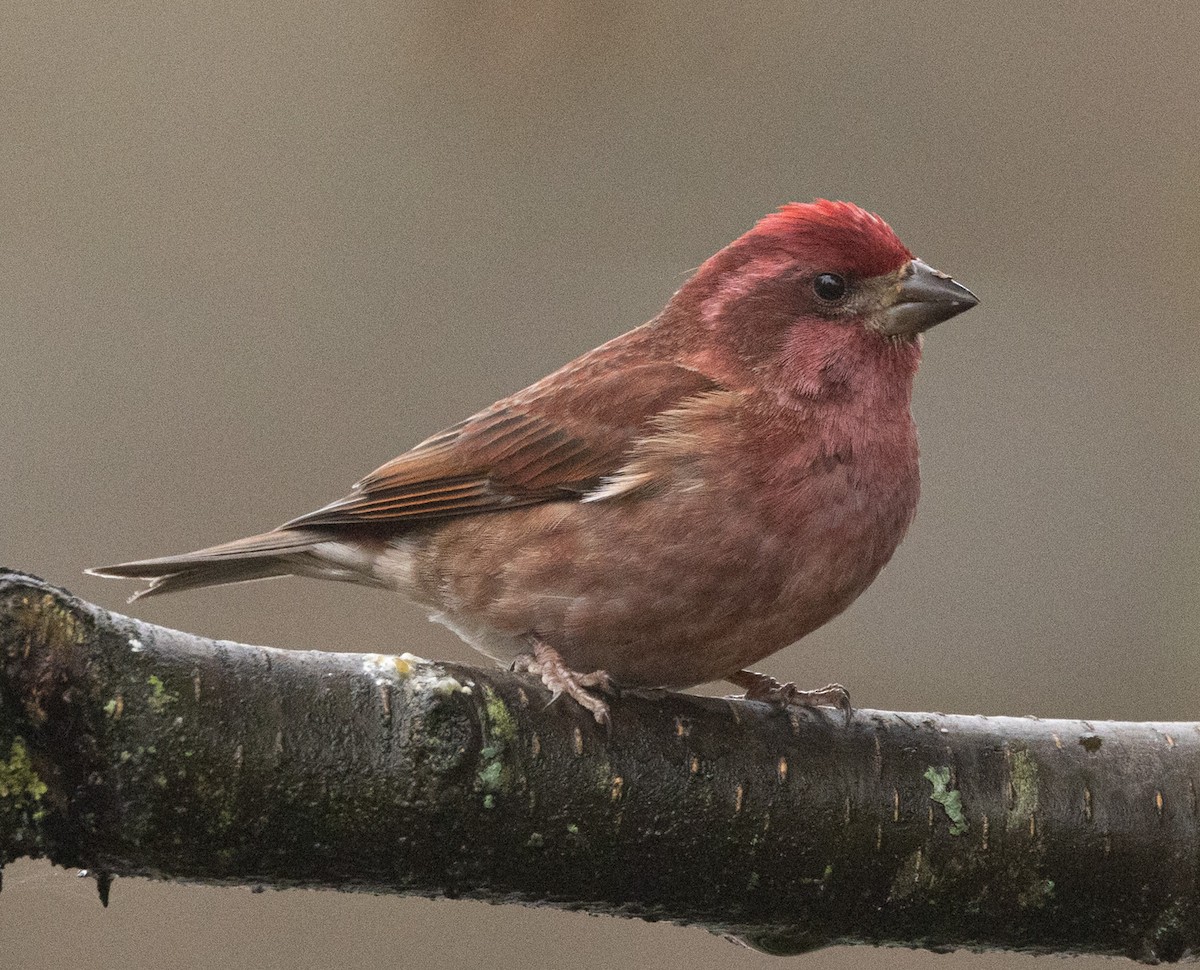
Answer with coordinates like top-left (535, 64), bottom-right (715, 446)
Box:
top-left (512, 641), bottom-right (613, 727)
top-left (727, 670), bottom-right (853, 723)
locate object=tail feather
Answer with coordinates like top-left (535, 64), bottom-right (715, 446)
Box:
top-left (125, 560), bottom-right (295, 601)
top-left (88, 529), bottom-right (335, 602)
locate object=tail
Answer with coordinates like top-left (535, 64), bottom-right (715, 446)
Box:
top-left (87, 529), bottom-right (378, 602)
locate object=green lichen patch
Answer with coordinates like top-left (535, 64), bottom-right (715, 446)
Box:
top-left (925, 766), bottom-right (970, 835)
top-left (476, 687), bottom-right (520, 806)
top-left (0, 738), bottom-right (50, 836)
top-left (146, 675), bottom-right (178, 714)
top-left (0, 739), bottom-right (48, 805)
top-left (482, 688), bottom-right (517, 748)
top-left (478, 760), bottom-right (504, 791)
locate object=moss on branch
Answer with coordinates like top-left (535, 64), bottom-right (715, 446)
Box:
top-left (1, 569), bottom-right (1198, 961)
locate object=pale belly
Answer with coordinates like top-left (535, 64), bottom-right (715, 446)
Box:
top-left (371, 457), bottom-right (919, 689)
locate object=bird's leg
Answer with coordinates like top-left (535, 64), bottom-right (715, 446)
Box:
top-left (727, 669), bottom-right (852, 720)
top-left (512, 639), bottom-right (614, 727)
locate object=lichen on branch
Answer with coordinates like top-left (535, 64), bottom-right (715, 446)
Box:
top-left (1, 568), bottom-right (1198, 962)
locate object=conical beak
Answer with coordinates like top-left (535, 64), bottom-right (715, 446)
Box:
top-left (881, 258), bottom-right (978, 337)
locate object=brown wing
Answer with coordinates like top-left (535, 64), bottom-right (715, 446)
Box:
top-left (281, 361), bottom-right (723, 530)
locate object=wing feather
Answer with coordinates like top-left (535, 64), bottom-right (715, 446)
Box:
top-left (282, 361), bottom-right (724, 531)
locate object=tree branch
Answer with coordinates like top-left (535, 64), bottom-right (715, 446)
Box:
top-left (0, 568), bottom-right (1196, 961)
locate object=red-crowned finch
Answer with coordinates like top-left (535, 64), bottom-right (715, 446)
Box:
top-left (91, 200), bottom-right (977, 725)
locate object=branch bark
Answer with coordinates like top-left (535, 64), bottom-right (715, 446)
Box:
top-left (0, 568), bottom-right (1196, 961)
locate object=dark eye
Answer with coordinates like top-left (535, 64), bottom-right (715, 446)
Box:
top-left (813, 273), bottom-right (847, 302)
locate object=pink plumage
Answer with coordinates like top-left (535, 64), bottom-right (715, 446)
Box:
top-left (91, 201), bottom-right (977, 725)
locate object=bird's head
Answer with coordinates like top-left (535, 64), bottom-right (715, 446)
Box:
top-left (675, 200), bottom-right (978, 401)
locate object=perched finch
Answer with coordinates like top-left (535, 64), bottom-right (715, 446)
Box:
top-left (91, 200), bottom-right (977, 725)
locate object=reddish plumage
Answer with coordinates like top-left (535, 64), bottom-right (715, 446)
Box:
top-left (749, 200), bottom-right (913, 277)
top-left (91, 201), bottom-right (977, 724)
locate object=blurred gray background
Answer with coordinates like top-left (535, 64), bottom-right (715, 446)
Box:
top-left (3, 0), bottom-right (1198, 967)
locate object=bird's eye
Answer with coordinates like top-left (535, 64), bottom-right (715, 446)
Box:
top-left (812, 273), bottom-right (848, 302)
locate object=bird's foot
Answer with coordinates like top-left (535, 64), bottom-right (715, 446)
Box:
top-left (512, 641), bottom-right (614, 728)
top-left (727, 669), bottom-right (852, 722)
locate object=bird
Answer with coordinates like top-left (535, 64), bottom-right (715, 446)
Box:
top-left (90, 200), bottom-right (977, 726)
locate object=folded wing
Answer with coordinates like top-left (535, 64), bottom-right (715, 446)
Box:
top-left (282, 361), bottom-right (725, 530)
